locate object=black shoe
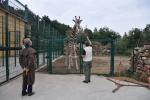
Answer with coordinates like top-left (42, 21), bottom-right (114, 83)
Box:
top-left (83, 80), bottom-right (88, 83)
top-left (28, 92), bottom-right (35, 96)
top-left (22, 91), bottom-right (27, 96)
top-left (88, 80), bottom-right (91, 82)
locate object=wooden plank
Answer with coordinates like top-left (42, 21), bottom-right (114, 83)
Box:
top-left (107, 77), bottom-right (149, 93)
top-left (110, 77), bottom-right (148, 87)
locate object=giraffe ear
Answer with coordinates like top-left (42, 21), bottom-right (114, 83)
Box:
top-left (75, 16), bottom-right (77, 20)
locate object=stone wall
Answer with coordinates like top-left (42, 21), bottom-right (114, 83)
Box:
top-left (130, 43), bottom-right (150, 82)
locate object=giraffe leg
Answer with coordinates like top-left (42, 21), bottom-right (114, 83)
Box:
top-left (65, 53), bottom-right (68, 66)
top-left (70, 46), bottom-right (74, 68)
top-left (75, 54), bottom-right (79, 70)
top-left (65, 46), bottom-right (69, 69)
top-left (70, 55), bottom-right (73, 67)
top-left (65, 55), bottom-right (69, 69)
top-left (74, 45), bottom-right (79, 70)
top-left (68, 54), bottom-right (71, 70)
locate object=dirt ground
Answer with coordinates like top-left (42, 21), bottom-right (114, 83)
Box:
top-left (38, 56), bottom-right (130, 74)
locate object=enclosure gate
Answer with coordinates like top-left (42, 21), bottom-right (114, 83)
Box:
top-left (0, 0), bottom-right (28, 84)
top-left (0, 15), bottom-right (25, 83)
top-left (47, 37), bottom-right (115, 76)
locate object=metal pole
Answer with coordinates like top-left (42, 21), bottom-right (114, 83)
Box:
top-left (110, 38), bottom-right (115, 76)
top-left (36, 16), bottom-right (39, 68)
top-left (52, 28), bottom-right (54, 60)
top-left (14, 17), bottom-right (16, 66)
top-left (132, 48), bottom-right (135, 72)
top-left (24, 5), bottom-right (28, 38)
top-left (62, 35), bottom-right (64, 55)
top-left (2, 16), bottom-right (4, 66)
top-left (80, 36), bottom-right (83, 73)
top-left (5, 0), bottom-right (9, 81)
top-left (15, 0), bottom-right (25, 7)
top-left (48, 24), bottom-right (52, 73)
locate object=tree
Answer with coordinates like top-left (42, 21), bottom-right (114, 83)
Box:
top-left (84, 28), bottom-right (93, 39)
top-left (41, 16), bottom-right (71, 35)
top-left (93, 27), bottom-right (98, 33)
top-left (41, 15), bottom-right (51, 24)
top-left (143, 24), bottom-right (150, 43)
top-left (92, 27), bottom-right (121, 45)
top-left (127, 28), bottom-right (143, 47)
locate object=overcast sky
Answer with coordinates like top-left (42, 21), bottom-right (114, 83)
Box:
top-left (19, 0), bottom-right (150, 36)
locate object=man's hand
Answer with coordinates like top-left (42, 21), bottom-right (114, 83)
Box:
top-left (25, 68), bottom-right (29, 75)
top-left (23, 68), bottom-right (26, 72)
top-left (25, 68), bottom-right (29, 72)
top-left (22, 68), bottom-right (29, 75)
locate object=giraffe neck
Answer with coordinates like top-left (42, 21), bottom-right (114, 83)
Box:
top-left (73, 24), bottom-right (80, 36)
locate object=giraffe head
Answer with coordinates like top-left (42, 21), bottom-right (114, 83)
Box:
top-left (72, 16), bottom-right (82, 34)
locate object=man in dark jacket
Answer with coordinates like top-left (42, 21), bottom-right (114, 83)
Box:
top-left (19, 38), bottom-right (36, 96)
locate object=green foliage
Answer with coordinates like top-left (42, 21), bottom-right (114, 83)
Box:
top-left (115, 24), bottom-right (150, 55)
top-left (143, 24), bottom-right (150, 43)
top-left (93, 27), bottom-right (98, 33)
top-left (41, 16), bottom-right (71, 35)
top-left (42, 15), bottom-right (51, 24)
top-left (116, 39), bottom-right (127, 54)
top-left (93, 27), bottom-right (120, 45)
top-left (127, 28), bottom-right (143, 47)
top-left (84, 28), bottom-right (93, 39)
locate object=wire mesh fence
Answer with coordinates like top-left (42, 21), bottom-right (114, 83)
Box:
top-left (0, 0), bottom-right (65, 84)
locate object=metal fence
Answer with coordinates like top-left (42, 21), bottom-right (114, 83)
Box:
top-left (30, 16), bottom-right (65, 73)
top-left (0, 0), bottom-right (65, 84)
top-left (0, 0), bottom-right (26, 84)
top-left (47, 34), bottom-right (115, 75)
top-left (0, 0), bottom-right (116, 85)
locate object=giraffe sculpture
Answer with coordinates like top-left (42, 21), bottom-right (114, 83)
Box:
top-left (66, 16), bottom-right (82, 70)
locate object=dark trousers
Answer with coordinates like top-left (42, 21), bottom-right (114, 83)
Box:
top-left (22, 72), bottom-right (32, 94)
top-left (83, 61), bottom-right (92, 81)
